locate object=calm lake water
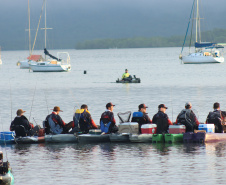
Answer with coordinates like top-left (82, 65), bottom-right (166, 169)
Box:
top-left (0, 47), bottom-right (226, 184)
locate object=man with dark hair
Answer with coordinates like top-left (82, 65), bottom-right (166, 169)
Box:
top-left (206, 102), bottom-right (223, 133)
top-left (45, 106), bottom-right (74, 134)
top-left (100, 102), bottom-right (118, 133)
top-left (175, 102), bottom-right (200, 132)
top-left (122, 69), bottom-right (132, 81)
top-left (152, 104), bottom-right (172, 134)
top-left (131, 104), bottom-right (152, 133)
top-left (73, 104), bottom-right (98, 133)
top-left (10, 109), bottom-right (35, 137)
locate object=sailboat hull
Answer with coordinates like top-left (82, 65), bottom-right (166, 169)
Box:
top-left (182, 55), bottom-right (224, 64)
top-left (29, 63), bottom-right (71, 72)
top-left (19, 59), bottom-right (38, 69)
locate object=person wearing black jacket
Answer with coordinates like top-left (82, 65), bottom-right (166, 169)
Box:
top-left (10, 109), bottom-right (34, 137)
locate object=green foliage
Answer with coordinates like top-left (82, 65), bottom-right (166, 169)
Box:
top-left (75, 28), bottom-right (226, 49)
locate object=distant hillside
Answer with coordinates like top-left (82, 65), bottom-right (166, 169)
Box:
top-left (75, 28), bottom-right (226, 49)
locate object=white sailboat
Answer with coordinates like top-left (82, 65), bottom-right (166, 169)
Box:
top-left (180, 0), bottom-right (224, 64)
top-left (29, 0), bottom-right (71, 72)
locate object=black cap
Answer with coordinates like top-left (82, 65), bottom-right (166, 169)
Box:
top-left (158, 104), bottom-right (168, 109)
top-left (139, 104), bottom-right (148, 110)
top-left (106, 102), bottom-right (115, 109)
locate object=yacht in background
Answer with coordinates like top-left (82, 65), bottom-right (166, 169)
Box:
top-left (180, 0), bottom-right (224, 64)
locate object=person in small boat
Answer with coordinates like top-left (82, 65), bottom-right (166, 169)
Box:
top-left (0, 151), bottom-right (3, 166)
top-left (206, 102), bottom-right (224, 133)
top-left (100, 102), bottom-right (118, 134)
top-left (175, 102), bottom-right (200, 132)
top-left (122, 69), bottom-right (132, 81)
top-left (72, 104), bottom-right (98, 134)
top-left (45, 106), bottom-right (75, 134)
top-left (152, 104), bottom-right (173, 134)
top-left (10, 109), bottom-right (35, 137)
top-left (0, 151), bottom-right (9, 175)
top-left (131, 104), bottom-right (152, 133)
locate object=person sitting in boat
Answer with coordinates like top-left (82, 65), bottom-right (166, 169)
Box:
top-left (45, 106), bottom-right (75, 135)
top-left (152, 104), bottom-right (173, 134)
top-left (206, 102), bottom-right (224, 133)
top-left (131, 104), bottom-right (152, 133)
top-left (175, 102), bottom-right (200, 132)
top-left (122, 69), bottom-right (132, 81)
top-left (0, 151), bottom-right (3, 166)
top-left (100, 102), bottom-right (118, 134)
top-left (72, 104), bottom-right (98, 134)
top-left (10, 109), bottom-right (35, 137)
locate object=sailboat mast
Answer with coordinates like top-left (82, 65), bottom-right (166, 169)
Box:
top-left (28, 0), bottom-right (31, 56)
top-left (195, 0), bottom-right (198, 43)
top-left (44, 0), bottom-right (47, 60)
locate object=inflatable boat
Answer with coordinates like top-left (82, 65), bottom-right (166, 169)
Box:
top-left (116, 76), bottom-right (141, 83)
top-left (164, 134), bottom-right (183, 144)
top-left (129, 134), bottom-right (153, 143)
top-left (78, 134), bottom-right (110, 143)
top-left (45, 134), bottom-right (78, 143)
top-left (15, 136), bottom-right (45, 144)
top-left (109, 133), bottom-right (130, 142)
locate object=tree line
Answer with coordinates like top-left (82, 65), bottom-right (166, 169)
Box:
top-left (75, 28), bottom-right (226, 49)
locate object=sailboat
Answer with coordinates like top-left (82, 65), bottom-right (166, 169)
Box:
top-left (29, 0), bottom-right (71, 72)
top-left (180, 0), bottom-right (224, 64)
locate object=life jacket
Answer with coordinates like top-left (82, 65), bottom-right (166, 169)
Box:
top-left (100, 111), bottom-right (113, 133)
top-left (153, 112), bottom-right (169, 134)
top-left (48, 114), bottom-right (63, 134)
top-left (74, 109), bottom-right (92, 133)
top-left (206, 111), bottom-right (222, 133)
top-left (131, 112), bottom-right (146, 133)
top-left (177, 109), bottom-right (195, 132)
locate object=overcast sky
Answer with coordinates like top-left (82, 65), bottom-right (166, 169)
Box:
top-left (1, 0), bottom-right (226, 49)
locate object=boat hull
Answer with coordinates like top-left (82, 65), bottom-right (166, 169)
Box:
top-left (78, 134), bottom-right (110, 143)
top-left (29, 64), bottom-right (71, 72)
top-left (45, 134), bottom-right (78, 143)
top-left (129, 134), bottom-right (153, 143)
top-left (182, 55), bottom-right (224, 64)
top-left (15, 136), bottom-right (45, 144)
top-left (0, 169), bottom-right (14, 185)
top-left (19, 60), bottom-right (37, 69)
top-left (109, 133), bottom-right (130, 142)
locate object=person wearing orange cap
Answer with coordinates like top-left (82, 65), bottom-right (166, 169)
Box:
top-left (100, 102), bottom-right (118, 134)
top-left (152, 104), bottom-right (173, 134)
top-left (44, 106), bottom-right (74, 134)
top-left (10, 109), bottom-right (34, 137)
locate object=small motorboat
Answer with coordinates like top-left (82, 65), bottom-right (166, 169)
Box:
top-left (45, 134), bottom-right (78, 143)
top-left (116, 75), bottom-right (141, 83)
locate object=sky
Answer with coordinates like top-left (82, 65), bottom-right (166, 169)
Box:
top-left (0, 0), bottom-right (226, 50)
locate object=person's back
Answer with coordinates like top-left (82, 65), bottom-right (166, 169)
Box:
top-left (100, 102), bottom-right (118, 134)
top-left (73, 104), bottom-right (97, 134)
top-left (152, 104), bottom-right (172, 134)
top-left (10, 109), bottom-right (33, 137)
top-left (206, 102), bottom-right (222, 133)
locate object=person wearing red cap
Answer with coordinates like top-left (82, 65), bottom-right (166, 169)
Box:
top-left (175, 102), bottom-right (200, 132)
top-left (152, 104), bottom-right (172, 134)
top-left (100, 102), bottom-right (118, 134)
top-left (44, 106), bottom-right (74, 134)
top-left (10, 109), bottom-right (35, 137)
top-left (131, 104), bottom-right (152, 133)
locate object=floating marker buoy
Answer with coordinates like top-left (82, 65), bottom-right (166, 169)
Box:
top-left (84, 70), bottom-right (87, 74)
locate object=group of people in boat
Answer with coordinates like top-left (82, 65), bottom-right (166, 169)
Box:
top-left (10, 101), bottom-right (226, 137)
